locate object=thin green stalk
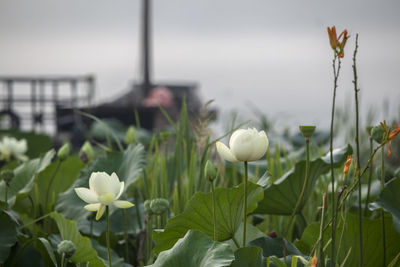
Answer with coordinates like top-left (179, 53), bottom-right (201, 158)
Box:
top-left (156, 215), bottom-right (161, 229)
top-left (61, 252), bottom-right (66, 267)
top-left (134, 190), bottom-right (143, 230)
top-left (381, 147), bottom-right (386, 266)
top-left (329, 54), bottom-right (341, 267)
top-left (352, 34), bottom-right (363, 267)
top-left (318, 193), bottom-right (326, 267)
top-left (242, 161), bottom-right (248, 247)
top-left (286, 138), bottom-right (310, 239)
top-left (45, 160), bottom-right (62, 211)
top-left (211, 180), bottom-right (217, 241)
top-left (364, 138), bottom-right (374, 216)
top-left (232, 236), bottom-right (240, 249)
top-left (106, 206), bottom-right (112, 267)
top-left (122, 209), bottom-right (129, 262)
top-left (4, 185), bottom-right (8, 210)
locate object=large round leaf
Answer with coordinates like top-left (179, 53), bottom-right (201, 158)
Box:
top-left (153, 182), bottom-right (264, 253)
top-left (248, 236), bottom-right (303, 258)
top-left (369, 177), bottom-right (400, 232)
top-left (230, 247), bottom-right (263, 267)
top-left (295, 212), bottom-right (400, 267)
top-left (148, 230), bottom-right (235, 267)
top-left (255, 145), bottom-right (352, 215)
top-left (0, 210), bottom-right (17, 263)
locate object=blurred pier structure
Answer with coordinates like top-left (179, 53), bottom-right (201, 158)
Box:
top-left (0, 75), bottom-right (95, 134)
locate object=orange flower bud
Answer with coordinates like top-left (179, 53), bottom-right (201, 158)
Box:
top-left (387, 122), bottom-right (400, 158)
top-left (343, 155), bottom-right (352, 175)
top-left (311, 255), bottom-right (318, 267)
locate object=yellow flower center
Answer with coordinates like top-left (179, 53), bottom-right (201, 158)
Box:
top-left (99, 193), bottom-right (115, 205)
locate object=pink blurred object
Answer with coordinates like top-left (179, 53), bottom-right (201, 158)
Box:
top-left (142, 86), bottom-right (174, 108)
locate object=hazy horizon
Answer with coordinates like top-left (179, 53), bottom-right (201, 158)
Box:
top-left (1, 0), bottom-right (399, 131)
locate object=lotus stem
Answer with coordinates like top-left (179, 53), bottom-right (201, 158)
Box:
top-left (106, 206), bottom-right (112, 267)
top-left (352, 34), bottom-right (363, 267)
top-left (60, 252), bottom-right (66, 267)
top-left (286, 137), bottom-right (310, 239)
top-left (211, 179), bottom-right (217, 241)
top-left (242, 161), bottom-right (248, 247)
top-left (45, 160), bottom-right (62, 211)
top-left (364, 137), bottom-right (374, 216)
top-left (381, 147), bottom-right (386, 266)
top-left (122, 209), bottom-right (129, 262)
top-left (318, 193), bottom-right (327, 267)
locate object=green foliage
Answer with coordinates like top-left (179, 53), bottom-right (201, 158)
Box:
top-left (230, 247), bottom-right (263, 267)
top-left (369, 177), bottom-right (400, 232)
top-left (148, 230), bottom-right (235, 267)
top-left (255, 145), bottom-right (352, 215)
top-left (0, 149), bottom-right (55, 207)
top-left (0, 210), bottom-right (18, 263)
top-left (50, 212), bottom-right (106, 266)
top-left (296, 212), bottom-right (400, 267)
top-left (153, 182), bottom-right (263, 253)
top-left (248, 236), bottom-right (303, 258)
top-left (56, 144), bottom-right (145, 221)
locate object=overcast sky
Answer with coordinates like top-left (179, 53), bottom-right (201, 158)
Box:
top-left (0, 0), bottom-right (399, 129)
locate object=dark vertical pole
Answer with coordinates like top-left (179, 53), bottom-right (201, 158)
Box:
top-left (87, 75), bottom-right (95, 107)
top-left (31, 80), bottom-right (37, 131)
top-left (39, 80), bottom-right (45, 131)
top-left (142, 0), bottom-right (152, 97)
top-left (6, 80), bottom-right (13, 112)
top-left (71, 80), bottom-right (77, 108)
top-left (52, 81), bottom-right (59, 135)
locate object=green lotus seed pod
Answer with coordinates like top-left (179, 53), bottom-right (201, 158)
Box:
top-left (205, 160), bottom-right (217, 182)
top-left (125, 126), bottom-right (136, 145)
top-left (371, 126), bottom-right (384, 144)
top-left (0, 170), bottom-right (14, 184)
top-left (57, 240), bottom-right (76, 258)
top-left (57, 143), bottom-right (71, 161)
top-left (80, 141), bottom-right (94, 163)
top-left (159, 131), bottom-right (171, 142)
top-left (299, 125), bottom-right (316, 138)
top-left (144, 199), bottom-right (152, 214)
top-left (150, 198), bottom-right (169, 214)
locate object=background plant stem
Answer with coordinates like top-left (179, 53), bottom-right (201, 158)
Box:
top-left (211, 180), bottom-right (217, 241)
top-left (381, 147), bottom-right (386, 266)
top-left (352, 33), bottom-right (363, 267)
top-left (286, 137), bottom-right (310, 239)
top-left (364, 137), bottom-right (373, 216)
top-left (45, 160), bottom-right (62, 211)
top-left (329, 54), bottom-right (341, 267)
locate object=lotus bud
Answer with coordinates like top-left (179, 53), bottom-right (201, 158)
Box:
top-left (125, 126), bottom-right (136, 145)
top-left (80, 141), bottom-right (94, 163)
top-left (216, 128), bottom-right (269, 162)
top-left (371, 126), bottom-right (384, 144)
top-left (159, 131), bottom-right (171, 142)
top-left (57, 143), bottom-right (71, 161)
top-left (150, 198), bottom-right (169, 215)
top-left (204, 160), bottom-right (217, 182)
top-left (0, 170), bottom-right (14, 186)
top-left (57, 240), bottom-right (76, 258)
top-left (144, 199), bottom-right (152, 214)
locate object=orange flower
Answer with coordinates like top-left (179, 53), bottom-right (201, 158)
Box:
top-left (343, 155), bottom-right (353, 174)
top-left (327, 26), bottom-right (349, 58)
top-left (311, 255), bottom-right (318, 267)
top-left (387, 122), bottom-right (400, 158)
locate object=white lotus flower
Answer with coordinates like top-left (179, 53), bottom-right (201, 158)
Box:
top-left (0, 136), bottom-right (28, 162)
top-left (216, 128), bottom-right (268, 162)
top-left (74, 172), bottom-right (134, 220)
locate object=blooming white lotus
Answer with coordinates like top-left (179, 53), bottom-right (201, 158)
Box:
top-left (0, 136), bottom-right (28, 162)
top-left (74, 172), bottom-right (134, 220)
top-left (216, 128), bottom-right (268, 162)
